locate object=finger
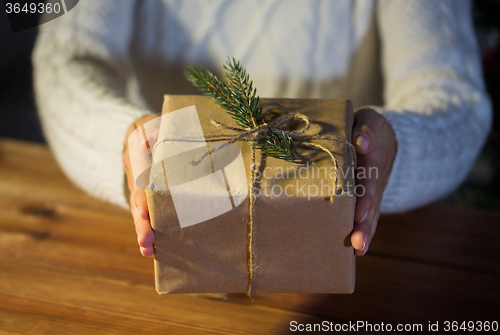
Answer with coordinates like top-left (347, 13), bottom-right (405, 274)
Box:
top-left (354, 177), bottom-right (383, 256)
top-left (131, 189), bottom-right (155, 249)
top-left (135, 187), bottom-right (149, 221)
top-left (353, 125), bottom-right (376, 156)
top-left (133, 210), bottom-right (154, 249)
top-left (356, 205), bottom-right (380, 256)
top-left (127, 127), bottom-right (153, 190)
top-left (352, 108), bottom-right (385, 155)
top-left (352, 213), bottom-right (371, 256)
top-left (126, 115), bottom-right (160, 191)
top-left (352, 156), bottom-right (379, 254)
top-left (353, 130), bottom-right (373, 155)
top-left (140, 246), bottom-right (155, 258)
top-left (352, 204), bottom-right (379, 256)
top-left (353, 158), bottom-right (378, 223)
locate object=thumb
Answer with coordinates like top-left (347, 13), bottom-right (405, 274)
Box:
top-left (135, 188), bottom-right (149, 222)
top-left (352, 109), bottom-right (378, 155)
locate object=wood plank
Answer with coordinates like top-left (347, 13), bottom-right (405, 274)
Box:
top-left (0, 261), bottom-right (353, 335)
top-left (0, 196), bottom-right (152, 286)
top-left (0, 138), bottom-right (126, 214)
top-left (0, 196), bottom-right (403, 334)
top-left (1, 199), bottom-right (497, 327)
top-left (0, 293), bottom-right (225, 335)
top-left (227, 254), bottom-right (500, 323)
top-left (370, 205), bottom-right (500, 275)
top-left (0, 297), bottom-right (139, 335)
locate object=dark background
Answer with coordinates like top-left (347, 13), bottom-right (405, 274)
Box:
top-left (1, 0), bottom-right (499, 210)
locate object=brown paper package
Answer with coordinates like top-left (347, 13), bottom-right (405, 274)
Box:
top-left (146, 95), bottom-right (356, 294)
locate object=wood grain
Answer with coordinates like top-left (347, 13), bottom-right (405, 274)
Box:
top-left (371, 206), bottom-right (500, 275)
top-left (0, 138), bottom-right (498, 334)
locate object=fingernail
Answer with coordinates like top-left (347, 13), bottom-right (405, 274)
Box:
top-left (136, 204), bottom-right (149, 221)
top-left (141, 207), bottom-right (149, 220)
top-left (356, 134), bottom-right (370, 151)
top-left (137, 234), bottom-right (142, 246)
top-left (360, 211), bottom-right (368, 223)
top-left (363, 239), bottom-right (369, 256)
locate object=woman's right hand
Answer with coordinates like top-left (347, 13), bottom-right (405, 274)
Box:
top-left (123, 114), bottom-right (160, 257)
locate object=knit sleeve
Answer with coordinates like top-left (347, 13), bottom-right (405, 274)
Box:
top-left (33, 0), bottom-right (150, 208)
top-left (372, 0), bottom-right (492, 213)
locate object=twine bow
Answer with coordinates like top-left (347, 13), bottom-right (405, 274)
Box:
top-left (151, 110), bottom-right (356, 298)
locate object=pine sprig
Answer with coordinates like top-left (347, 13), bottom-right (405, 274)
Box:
top-left (223, 58), bottom-right (262, 128)
top-left (251, 130), bottom-right (298, 161)
top-left (184, 64), bottom-right (252, 128)
top-left (184, 58), bottom-right (298, 162)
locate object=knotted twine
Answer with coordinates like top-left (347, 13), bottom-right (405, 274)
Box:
top-left (151, 110), bottom-right (356, 297)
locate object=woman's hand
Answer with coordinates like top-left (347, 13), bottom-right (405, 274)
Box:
top-left (351, 108), bottom-right (397, 256)
top-left (123, 114), bottom-right (160, 257)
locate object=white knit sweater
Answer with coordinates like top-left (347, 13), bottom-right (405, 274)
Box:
top-left (33, 0), bottom-right (492, 212)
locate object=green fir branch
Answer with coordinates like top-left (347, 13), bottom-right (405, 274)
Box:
top-left (250, 130), bottom-right (298, 162)
top-left (184, 64), bottom-right (252, 128)
top-left (223, 58), bottom-right (262, 128)
top-left (184, 58), bottom-right (298, 162)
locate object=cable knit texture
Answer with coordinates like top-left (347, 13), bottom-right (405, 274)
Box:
top-left (33, 0), bottom-right (491, 211)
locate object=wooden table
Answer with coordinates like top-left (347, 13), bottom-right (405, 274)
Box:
top-left (0, 138), bottom-right (499, 334)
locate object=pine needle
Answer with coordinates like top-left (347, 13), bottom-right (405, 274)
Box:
top-left (184, 58), bottom-right (297, 162)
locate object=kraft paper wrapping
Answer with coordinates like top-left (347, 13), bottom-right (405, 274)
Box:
top-left (146, 95), bottom-right (356, 294)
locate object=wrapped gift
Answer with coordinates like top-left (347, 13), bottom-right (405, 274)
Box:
top-left (146, 94), bottom-right (356, 294)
